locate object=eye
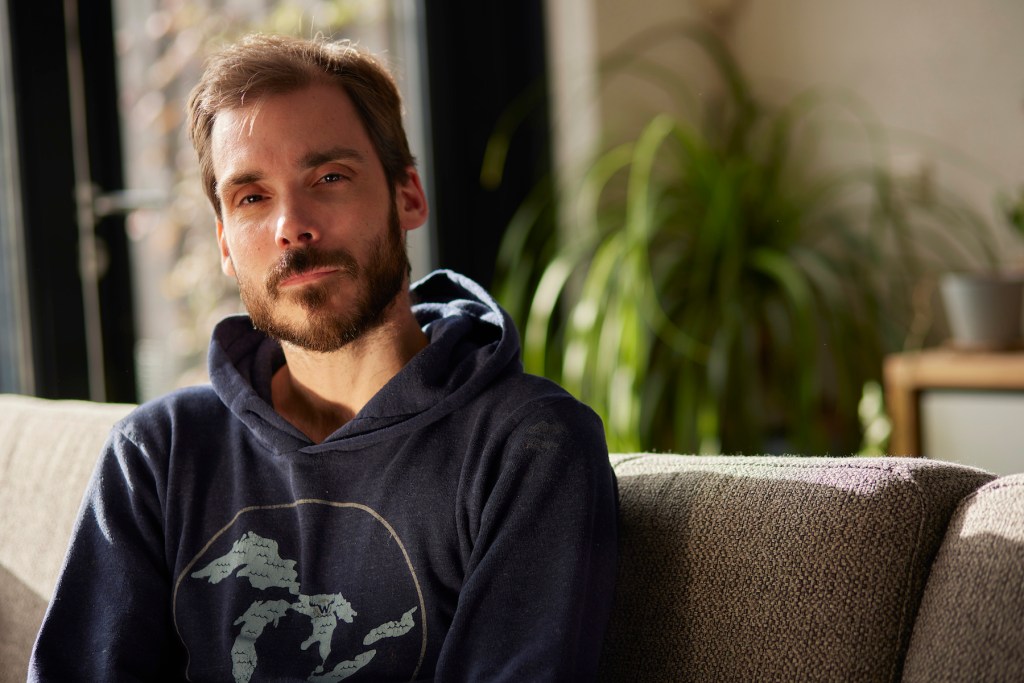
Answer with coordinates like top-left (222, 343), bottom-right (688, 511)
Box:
top-left (320, 172), bottom-right (346, 184)
top-left (238, 194), bottom-right (264, 206)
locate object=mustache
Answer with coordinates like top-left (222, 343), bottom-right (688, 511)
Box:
top-left (265, 247), bottom-right (359, 292)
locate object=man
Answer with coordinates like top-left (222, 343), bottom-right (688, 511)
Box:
top-left (29, 33), bottom-right (618, 682)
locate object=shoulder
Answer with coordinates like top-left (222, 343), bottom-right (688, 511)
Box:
top-left (90, 386), bottom-right (235, 498)
top-left (113, 384), bottom-right (228, 451)
top-left (478, 372), bottom-right (609, 471)
top-left (460, 373), bottom-right (616, 527)
top-left (497, 372), bottom-right (604, 436)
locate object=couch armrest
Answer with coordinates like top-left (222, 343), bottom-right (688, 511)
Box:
top-left (903, 473), bottom-right (1024, 682)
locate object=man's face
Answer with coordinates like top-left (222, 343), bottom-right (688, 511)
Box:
top-left (210, 84), bottom-right (426, 352)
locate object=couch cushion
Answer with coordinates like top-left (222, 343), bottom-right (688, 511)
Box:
top-left (0, 394), bottom-right (134, 601)
top-left (598, 455), bottom-right (994, 683)
top-left (902, 473), bottom-right (1024, 682)
top-left (0, 564), bottom-right (47, 683)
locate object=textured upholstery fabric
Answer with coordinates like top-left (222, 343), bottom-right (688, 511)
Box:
top-left (0, 395), bottom-right (133, 680)
top-left (598, 455), bottom-right (995, 683)
top-left (3, 395), bottom-right (1013, 682)
top-left (0, 394), bottom-right (133, 600)
top-left (902, 474), bottom-right (1024, 682)
top-left (0, 564), bottom-right (47, 683)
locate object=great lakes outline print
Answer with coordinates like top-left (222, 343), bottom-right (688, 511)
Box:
top-left (192, 530), bottom-right (419, 682)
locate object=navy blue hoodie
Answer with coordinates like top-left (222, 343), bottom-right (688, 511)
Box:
top-left (30, 270), bottom-right (618, 682)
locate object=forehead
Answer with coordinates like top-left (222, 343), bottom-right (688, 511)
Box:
top-left (210, 84), bottom-right (378, 176)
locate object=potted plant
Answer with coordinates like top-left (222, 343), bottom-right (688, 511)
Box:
top-left (491, 23), bottom-right (993, 455)
top-left (939, 187), bottom-right (1024, 351)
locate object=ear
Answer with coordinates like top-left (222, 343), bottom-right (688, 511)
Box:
top-left (394, 167), bottom-right (429, 232)
top-left (216, 219), bottom-right (236, 277)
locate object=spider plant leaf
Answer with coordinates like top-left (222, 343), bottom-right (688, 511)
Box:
top-left (748, 247), bottom-right (819, 444)
top-left (522, 255), bottom-right (577, 376)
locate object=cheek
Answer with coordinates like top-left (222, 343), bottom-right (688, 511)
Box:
top-left (227, 243), bottom-right (264, 275)
top-left (220, 219), bottom-right (273, 273)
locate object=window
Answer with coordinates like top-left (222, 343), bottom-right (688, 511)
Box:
top-left (0, 0), bottom-right (32, 394)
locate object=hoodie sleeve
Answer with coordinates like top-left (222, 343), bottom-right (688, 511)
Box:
top-left (28, 426), bottom-right (184, 682)
top-left (436, 396), bottom-right (619, 682)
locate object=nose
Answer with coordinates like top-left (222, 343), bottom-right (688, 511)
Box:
top-left (275, 197), bottom-right (321, 248)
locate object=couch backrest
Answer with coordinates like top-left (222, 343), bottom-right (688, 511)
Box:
top-left (902, 473), bottom-right (1024, 682)
top-left (598, 454), bottom-right (995, 683)
top-left (0, 394), bottom-right (133, 600)
top-left (0, 395), bottom-right (133, 683)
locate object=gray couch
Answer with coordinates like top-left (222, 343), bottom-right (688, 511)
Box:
top-left (1, 393), bottom-right (1021, 682)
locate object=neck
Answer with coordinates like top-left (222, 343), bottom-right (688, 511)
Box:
top-left (270, 290), bottom-right (428, 443)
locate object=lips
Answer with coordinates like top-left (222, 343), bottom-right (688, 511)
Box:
top-left (265, 247), bottom-right (359, 295)
top-left (279, 266), bottom-right (340, 288)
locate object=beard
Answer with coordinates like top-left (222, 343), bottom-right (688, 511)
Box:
top-left (236, 202), bottom-right (410, 353)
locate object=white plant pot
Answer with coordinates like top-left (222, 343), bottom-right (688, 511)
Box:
top-left (940, 272), bottom-right (1024, 350)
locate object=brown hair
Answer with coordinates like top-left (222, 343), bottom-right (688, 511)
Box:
top-left (187, 33), bottom-right (415, 218)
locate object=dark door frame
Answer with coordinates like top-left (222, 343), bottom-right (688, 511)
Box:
top-left (6, 0), bottom-right (137, 402)
top-left (422, 1), bottom-right (553, 290)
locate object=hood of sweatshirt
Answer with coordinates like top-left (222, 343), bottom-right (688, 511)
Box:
top-left (207, 270), bottom-right (522, 454)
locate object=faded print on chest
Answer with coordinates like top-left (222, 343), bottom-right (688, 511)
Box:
top-left (174, 501), bottom-right (426, 682)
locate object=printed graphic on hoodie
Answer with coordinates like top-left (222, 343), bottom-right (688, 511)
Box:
top-left (177, 501), bottom-right (426, 682)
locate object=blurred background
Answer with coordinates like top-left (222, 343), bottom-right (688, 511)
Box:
top-left (0, 0), bottom-right (550, 402)
top-left (2, 0), bottom-right (1023, 458)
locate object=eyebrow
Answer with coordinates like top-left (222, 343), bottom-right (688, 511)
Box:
top-left (218, 171), bottom-right (262, 200)
top-left (217, 147), bottom-right (367, 200)
top-left (299, 146), bottom-right (366, 170)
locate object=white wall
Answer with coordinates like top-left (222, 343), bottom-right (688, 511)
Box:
top-left (732, 1), bottom-right (1024, 255)
top-left (551, 0), bottom-right (1024, 259)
